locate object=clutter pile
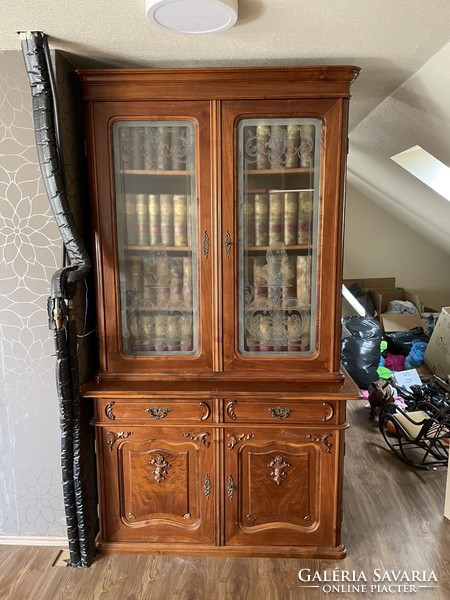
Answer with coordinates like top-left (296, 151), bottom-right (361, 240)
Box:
top-left (341, 279), bottom-right (450, 469)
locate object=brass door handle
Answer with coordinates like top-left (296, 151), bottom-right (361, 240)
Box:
top-left (224, 230), bottom-right (232, 258)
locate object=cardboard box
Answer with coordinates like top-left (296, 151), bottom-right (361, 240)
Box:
top-left (424, 306), bottom-right (450, 379)
top-left (369, 288), bottom-right (422, 332)
top-left (420, 312), bottom-right (440, 337)
top-left (343, 277), bottom-right (396, 290)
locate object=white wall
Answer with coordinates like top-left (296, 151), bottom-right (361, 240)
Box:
top-left (343, 184), bottom-right (450, 311)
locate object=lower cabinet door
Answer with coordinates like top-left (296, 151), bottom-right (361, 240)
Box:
top-left (98, 426), bottom-right (215, 544)
top-left (224, 427), bottom-right (341, 547)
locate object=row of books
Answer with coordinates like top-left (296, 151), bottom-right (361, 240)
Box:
top-left (118, 125), bottom-right (191, 171)
top-left (244, 124), bottom-right (316, 170)
top-left (125, 193), bottom-right (191, 247)
top-left (248, 255), bottom-right (312, 306)
top-left (127, 313), bottom-right (194, 353)
top-left (244, 191), bottom-right (314, 246)
top-left (126, 254), bottom-right (193, 308)
top-left (244, 314), bottom-right (312, 353)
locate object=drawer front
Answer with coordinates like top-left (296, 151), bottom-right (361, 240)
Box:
top-left (98, 399), bottom-right (212, 423)
top-left (223, 399), bottom-right (337, 424)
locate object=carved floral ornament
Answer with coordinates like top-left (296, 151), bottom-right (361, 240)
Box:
top-left (149, 454), bottom-right (170, 483)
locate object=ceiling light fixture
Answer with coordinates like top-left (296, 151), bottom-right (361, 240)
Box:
top-left (146, 0), bottom-right (238, 34)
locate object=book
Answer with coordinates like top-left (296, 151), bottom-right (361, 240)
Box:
top-left (253, 257), bottom-right (267, 300)
top-left (268, 192), bottom-right (283, 245)
top-left (143, 126), bottom-right (157, 171)
top-left (130, 126), bottom-right (145, 170)
top-left (166, 315), bottom-right (180, 351)
top-left (169, 257), bottom-right (183, 302)
top-left (243, 125), bottom-right (257, 167)
top-left (255, 125), bottom-right (271, 169)
top-left (156, 126), bottom-right (171, 170)
top-left (254, 193), bottom-right (269, 246)
top-left (285, 124), bottom-right (300, 169)
top-left (300, 124), bottom-right (315, 168)
top-left (135, 194), bottom-right (149, 246)
top-left (180, 316), bottom-right (193, 352)
top-left (298, 191), bottom-right (313, 244)
top-left (243, 194), bottom-right (255, 247)
top-left (283, 192), bottom-right (298, 245)
top-left (160, 194), bottom-right (174, 246)
top-left (124, 193), bottom-right (138, 245)
top-left (142, 262), bottom-right (155, 303)
top-left (127, 256), bottom-right (143, 303)
top-left (154, 315), bottom-right (167, 352)
top-left (154, 253), bottom-right (171, 306)
top-left (296, 255), bottom-right (311, 305)
top-left (270, 125), bottom-right (287, 169)
top-left (300, 318), bottom-right (311, 352)
top-left (182, 257), bottom-right (193, 308)
top-left (173, 194), bottom-right (188, 246)
top-left (282, 255), bottom-right (296, 300)
top-left (148, 194), bottom-right (161, 246)
top-left (119, 126), bottom-right (132, 170)
top-left (170, 126), bottom-right (185, 170)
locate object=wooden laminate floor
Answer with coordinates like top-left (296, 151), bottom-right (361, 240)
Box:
top-left (1, 400), bottom-right (449, 600)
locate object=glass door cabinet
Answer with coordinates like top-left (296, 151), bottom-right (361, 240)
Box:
top-left (78, 66), bottom-right (360, 559)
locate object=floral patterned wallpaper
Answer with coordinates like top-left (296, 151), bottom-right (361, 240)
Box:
top-left (0, 50), bottom-right (67, 537)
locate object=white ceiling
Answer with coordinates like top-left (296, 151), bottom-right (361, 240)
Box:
top-left (2, 0), bottom-right (450, 253)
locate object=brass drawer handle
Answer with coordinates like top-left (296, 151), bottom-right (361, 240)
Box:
top-left (267, 406), bottom-right (293, 419)
top-left (144, 406), bottom-right (171, 419)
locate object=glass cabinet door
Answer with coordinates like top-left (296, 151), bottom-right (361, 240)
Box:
top-left (113, 121), bottom-right (198, 356)
top-left (238, 118), bottom-right (320, 355)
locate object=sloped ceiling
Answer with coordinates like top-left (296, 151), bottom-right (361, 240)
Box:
top-left (348, 42), bottom-right (450, 255)
top-left (2, 0), bottom-right (450, 251)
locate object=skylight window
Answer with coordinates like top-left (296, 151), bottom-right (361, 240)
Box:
top-left (391, 145), bottom-right (450, 202)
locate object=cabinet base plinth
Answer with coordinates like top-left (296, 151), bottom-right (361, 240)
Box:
top-left (95, 540), bottom-right (346, 559)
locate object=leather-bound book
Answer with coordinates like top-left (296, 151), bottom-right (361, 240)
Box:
top-left (135, 193), bottom-right (149, 246)
top-left (297, 191), bottom-right (313, 245)
top-left (283, 192), bottom-right (298, 245)
top-left (169, 257), bottom-right (183, 303)
top-left (143, 126), bottom-right (157, 171)
top-left (156, 126), bottom-right (171, 170)
top-left (119, 126), bottom-right (132, 170)
top-left (148, 194), bottom-right (161, 246)
top-left (270, 125), bottom-right (287, 169)
top-left (243, 193), bottom-right (255, 247)
top-left (255, 125), bottom-right (271, 169)
top-left (285, 124), bottom-right (300, 169)
top-left (160, 194), bottom-right (174, 246)
top-left (173, 194), bottom-right (188, 246)
top-left (254, 193), bottom-right (269, 246)
top-left (182, 257), bottom-right (193, 308)
top-left (170, 126), bottom-right (186, 171)
top-left (130, 126), bottom-right (145, 170)
top-left (296, 255), bottom-right (311, 306)
top-left (253, 257), bottom-right (267, 300)
top-left (300, 124), bottom-right (315, 168)
top-left (125, 193), bottom-right (138, 246)
top-left (268, 192), bottom-right (283, 245)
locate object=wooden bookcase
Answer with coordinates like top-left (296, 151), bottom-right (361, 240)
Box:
top-left (77, 65), bottom-right (361, 557)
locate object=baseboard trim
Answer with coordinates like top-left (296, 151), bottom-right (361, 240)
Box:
top-left (0, 535), bottom-right (68, 547)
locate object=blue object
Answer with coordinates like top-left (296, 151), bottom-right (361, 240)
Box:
top-left (404, 339), bottom-right (428, 369)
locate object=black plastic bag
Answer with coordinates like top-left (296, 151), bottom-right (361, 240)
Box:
top-left (385, 327), bottom-right (429, 356)
top-left (341, 316), bottom-right (382, 388)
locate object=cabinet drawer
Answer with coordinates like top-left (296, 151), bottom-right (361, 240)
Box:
top-left (97, 399), bottom-right (212, 423)
top-left (223, 400), bottom-right (337, 424)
